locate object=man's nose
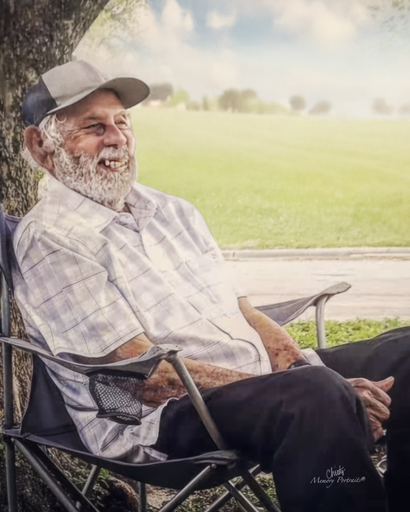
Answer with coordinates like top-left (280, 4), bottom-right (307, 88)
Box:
top-left (103, 123), bottom-right (127, 147)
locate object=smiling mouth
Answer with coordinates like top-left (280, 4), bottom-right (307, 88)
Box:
top-left (98, 159), bottom-right (129, 171)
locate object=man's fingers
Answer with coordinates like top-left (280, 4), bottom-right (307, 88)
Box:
top-left (367, 402), bottom-right (391, 423)
top-left (368, 413), bottom-right (385, 442)
top-left (348, 377), bottom-right (392, 407)
top-left (356, 389), bottom-right (391, 422)
top-left (356, 388), bottom-right (391, 420)
top-left (374, 376), bottom-right (394, 394)
top-left (346, 377), bottom-right (393, 437)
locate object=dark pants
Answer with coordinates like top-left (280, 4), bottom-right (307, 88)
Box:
top-left (317, 325), bottom-right (410, 512)
top-left (151, 328), bottom-right (410, 511)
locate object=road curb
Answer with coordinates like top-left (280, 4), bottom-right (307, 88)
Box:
top-left (222, 247), bottom-right (410, 260)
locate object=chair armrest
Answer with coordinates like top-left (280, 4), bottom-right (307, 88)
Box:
top-left (256, 282), bottom-right (351, 349)
top-left (1, 335), bottom-right (226, 449)
top-left (313, 283), bottom-right (351, 349)
top-left (0, 335), bottom-right (181, 378)
top-left (0, 335), bottom-right (183, 426)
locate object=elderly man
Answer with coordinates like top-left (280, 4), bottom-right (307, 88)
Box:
top-left (13, 60), bottom-right (409, 512)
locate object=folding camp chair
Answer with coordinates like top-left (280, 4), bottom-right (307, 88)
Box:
top-left (0, 203), bottom-right (351, 512)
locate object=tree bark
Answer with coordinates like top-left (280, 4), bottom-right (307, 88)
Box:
top-left (0, 1), bottom-right (109, 504)
top-left (0, 0), bottom-right (109, 215)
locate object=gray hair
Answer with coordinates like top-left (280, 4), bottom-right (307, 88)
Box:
top-left (22, 114), bottom-right (66, 170)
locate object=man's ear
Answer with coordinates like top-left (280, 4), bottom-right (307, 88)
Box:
top-left (24, 126), bottom-right (55, 172)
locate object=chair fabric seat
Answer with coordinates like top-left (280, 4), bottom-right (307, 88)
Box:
top-left (3, 354), bottom-right (250, 490)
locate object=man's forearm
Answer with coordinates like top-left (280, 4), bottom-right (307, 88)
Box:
top-left (238, 297), bottom-right (306, 372)
top-left (77, 333), bottom-right (253, 407)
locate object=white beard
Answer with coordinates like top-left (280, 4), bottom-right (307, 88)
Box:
top-left (53, 145), bottom-right (137, 212)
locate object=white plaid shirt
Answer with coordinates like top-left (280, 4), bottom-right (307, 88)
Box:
top-left (13, 174), bottom-right (271, 463)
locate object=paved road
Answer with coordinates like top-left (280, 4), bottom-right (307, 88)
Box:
top-left (224, 253), bottom-right (410, 320)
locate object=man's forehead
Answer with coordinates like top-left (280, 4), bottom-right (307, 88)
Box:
top-left (57, 89), bottom-right (127, 123)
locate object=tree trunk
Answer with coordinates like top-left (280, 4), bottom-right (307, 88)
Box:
top-left (0, 1), bottom-right (109, 507)
top-left (0, 0), bottom-right (110, 215)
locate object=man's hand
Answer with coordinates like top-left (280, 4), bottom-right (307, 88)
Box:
top-left (347, 377), bottom-right (394, 441)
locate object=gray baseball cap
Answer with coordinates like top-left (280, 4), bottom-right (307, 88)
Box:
top-left (21, 60), bottom-right (150, 127)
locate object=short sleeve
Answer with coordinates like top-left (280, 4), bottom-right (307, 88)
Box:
top-left (14, 224), bottom-right (144, 358)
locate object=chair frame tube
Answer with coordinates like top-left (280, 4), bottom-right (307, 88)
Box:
top-left (203, 466), bottom-right (261, 512)
top-left (1, 269), bottom-right (18, 512)
top-left (15, 439), bottom-right (99, 512)
top-left (159, 466), bottom-right (214, 512)
top-left (315, 295), bottom-right (329, 349)
top-left (169, 354), bottom-right (280, 512)
top-left (15, 440), bottom-right (83, 512)
top-left (82, 465), bottom-right (101, 497)
top-left (241, 472), bottom-right (281, 512)
top-left (138, 482), bottom-right (147, 512)
top-left (169, 354), bottom-right (227, 450)
top-left (223, 480), bottom-right (261, 512)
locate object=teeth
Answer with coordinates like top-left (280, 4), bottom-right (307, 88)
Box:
top-left (102, 159), bottom-right (128, 169)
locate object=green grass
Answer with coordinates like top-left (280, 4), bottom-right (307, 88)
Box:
top-left (131, 109), bottom-right (410, 248)
top-left (287, 318), bottom-right (410, 349)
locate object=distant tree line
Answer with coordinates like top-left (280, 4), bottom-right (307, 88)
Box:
top-left (372, 97), bottom-right (410, 116)
top-left (143, 84), bottom-right (293, 115)
top-left (143, 84), bottom-right (410, 117)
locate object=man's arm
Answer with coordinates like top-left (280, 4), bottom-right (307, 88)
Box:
top-left (238, 297), bottom-right (307, 372)
top-left (77, 333), bottom-right (254, 407)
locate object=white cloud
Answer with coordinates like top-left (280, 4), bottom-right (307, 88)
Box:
top-left (269, 0), bottom-right (370, 46)
top-left (161, 0), bottom-right (194, 34)
top-left (138, 0), bottom-right (193, 53)
top-left (132, 1), bottom-right (239, 92)
top-left (75, 0), bottom-right (410, 116)
top-left (223, 0), bottom-right (370, 46)
top-left (207, 11), bottom-right (237, 29)
top-left (76, 0), bottom-right (239, 98)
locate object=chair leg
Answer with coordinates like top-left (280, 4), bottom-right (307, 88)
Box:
top-left (223, 481), bottom-right (261, 512)
top-left (4, 436), bottom-right (18, 512)
top-left (15, 439), bottom-right (99, 512)
top-left (138, 482), bottom-right (147, 512)
top-left (159, 466), bottom-right (214, 512)
top-left (82, 465), bottom-right (101, 497)
top-left (204, 467), bottom-right (281, 512)
top-left (241, 472), bottom-right (281, 512)
top-left (315, 295), bottom-right (329, 349)
top-left (203, 466), bottom-right (261, 512)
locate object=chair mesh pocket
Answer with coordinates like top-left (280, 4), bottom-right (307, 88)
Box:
top-left (88, 370), bottom-right (145, 425)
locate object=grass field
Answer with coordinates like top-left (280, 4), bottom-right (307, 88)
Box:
top-left (286, 318), bottom-right (410, 349)
top-left (131, 109), bottom-right (410, 249)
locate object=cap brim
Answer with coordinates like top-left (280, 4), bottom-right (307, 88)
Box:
top-left (47, 76), bottom-right (150, 116)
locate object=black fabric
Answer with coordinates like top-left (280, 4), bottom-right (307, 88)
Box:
top-left (88, 369), bottom-right (144, 425)
top-left (0, 204), bottom-right (12, 290)
top-left (21, 76), bottom-right (57, 127)
top-left (287, 358), bottom-right (311, 369)
top-left (153, 365), bottom-right (387, 512)
top-left (21, 356), bottom-right (89, 452)
top-left (256, 283), bottom-right (350, 326)
top-left (317, 326), bottom-right (410, 512)
top-left (14, 436), bottom-right (248, 490)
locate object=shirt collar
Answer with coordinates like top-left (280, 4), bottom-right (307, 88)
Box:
top-left (44, 173), bottom-right (160, 232)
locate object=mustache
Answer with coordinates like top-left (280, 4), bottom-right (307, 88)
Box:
top-left (70, 146), bottom-right (131, 166)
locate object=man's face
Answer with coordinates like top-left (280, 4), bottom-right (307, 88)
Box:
top-left (58, 89), bottom-right (136, 168)
top-left (50, 89), bottom-right (137, 211)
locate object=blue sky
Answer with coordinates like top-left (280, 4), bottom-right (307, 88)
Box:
top-left (76, 0), bottom-right (410, 116)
